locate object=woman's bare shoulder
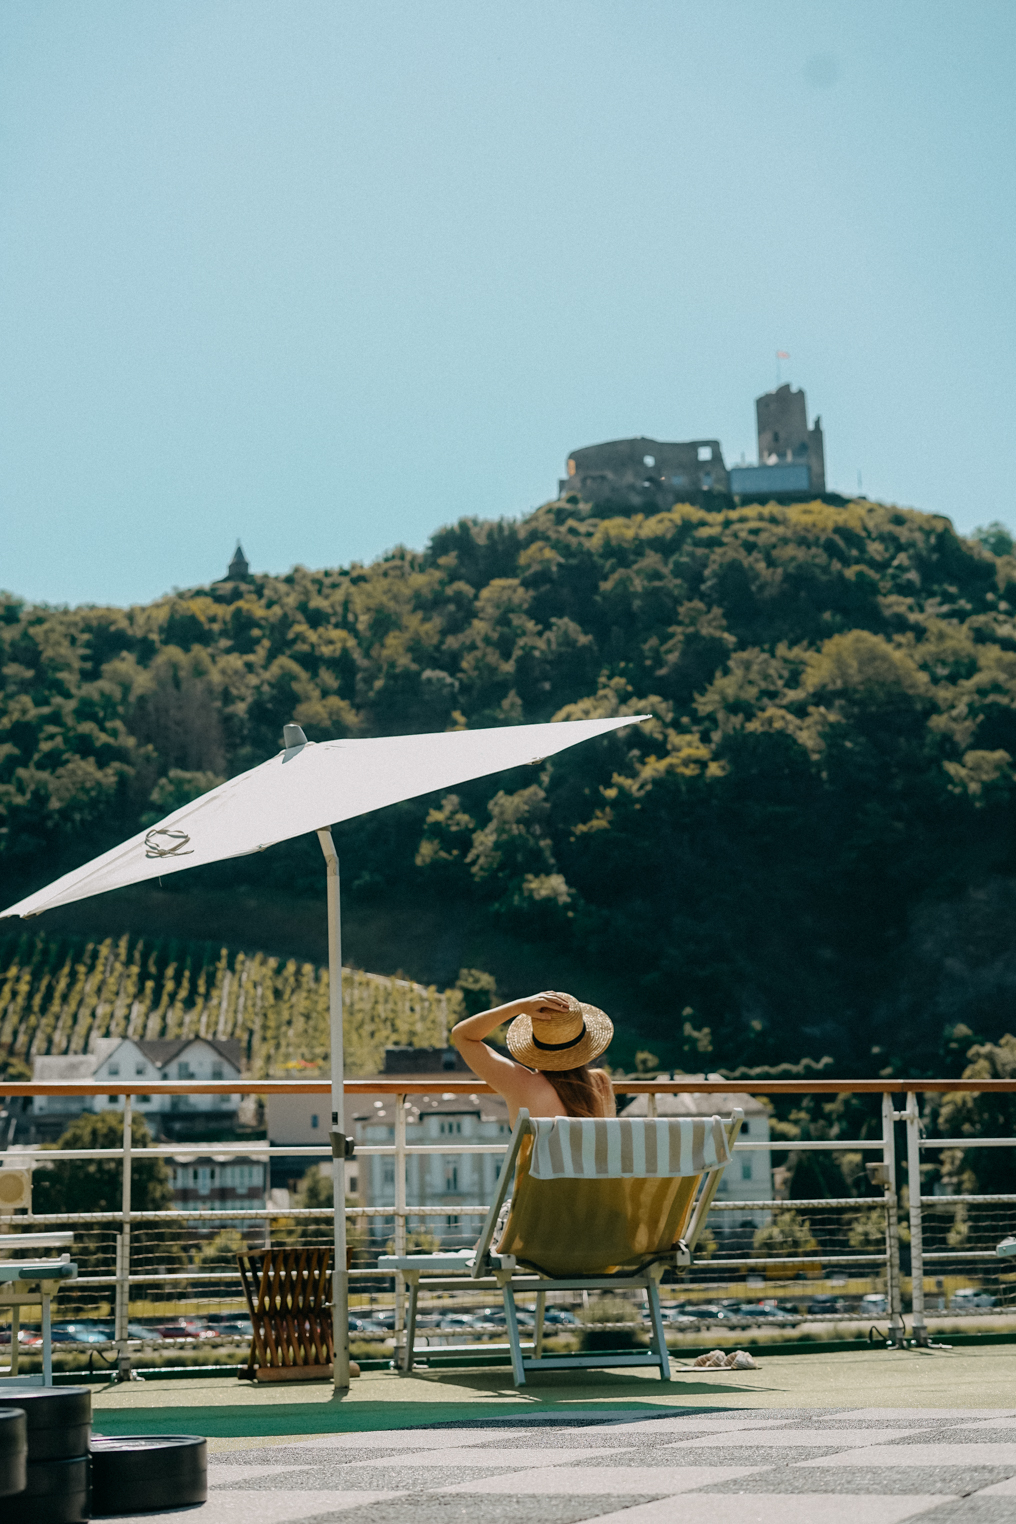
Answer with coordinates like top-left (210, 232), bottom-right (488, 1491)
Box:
top-left (509, 1067), bottom-right (564, 1118)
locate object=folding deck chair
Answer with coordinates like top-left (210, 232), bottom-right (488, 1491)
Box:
top-left (379, 1107), bottom-right (741, 1386)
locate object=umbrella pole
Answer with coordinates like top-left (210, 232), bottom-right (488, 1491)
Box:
top-left (317, 827), bottom-right (350, 1396)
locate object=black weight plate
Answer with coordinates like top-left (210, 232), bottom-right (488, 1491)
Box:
top-left (0, 1448), bottom-right (27, 1499)
top-left (27, 1420), bottom-right (91, 1461)
top-left (0, 1408), bottom-right (27, 1496)
top-left (6, 1486), bottom-right (90, 1524)
top-left (5, 1455), bottom-right (90, 1523)
top-left (91, 1434), bottom-right (207, 1514)
top-left (0, 1404), bottom-right (27, 1453)
top-left (7, 1387), bottom-right (91, 1432)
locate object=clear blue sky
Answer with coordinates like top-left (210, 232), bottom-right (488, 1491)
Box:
top-left (2, 1), bottom-right (1014, 607)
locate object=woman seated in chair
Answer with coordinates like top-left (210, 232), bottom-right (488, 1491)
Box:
top-left (451, 990), bottom-right (615, 1122)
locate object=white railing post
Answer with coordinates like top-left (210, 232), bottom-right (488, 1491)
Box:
top-left (116, 1094), bottom-right (132, 1381)
top-left (904, 1090), bottom-right (928, 1347)
top-left (394, 1093), bottom-right (407, 1356)
top-left (881, 1093), bottom-right (905, 1346)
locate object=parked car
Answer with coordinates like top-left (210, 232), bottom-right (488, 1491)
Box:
top-left (950, 1288), bottom-right (996, 1311)
top-left (680, 1304), bottom-right (732, 1322)
top-left (542, 1307), bottom-right (578, 1326)
top-left (0, 1327), bottom-right (41, 1346)
top-left (734, 1302), bottom-right (802, 1326)
top-left (155, 1317), bottom-right (209, 1340)
top-left (348, 1316), bottom-right (386, 1334)
top-left (662, 1309), bottom-right (701, 1329)
top-left (474, 1305), bottom-right (535, 1328)
top-left (207, 1319), bottom-right (253, 1340)
top-left (128, 1322), bottom-right (164, 1341)
top-left (807, 1296), bottom-right (850, 1318)
top-left (860, 1293), bottom-right (888, 1317)
top-left (51, 1321), bottom-right (112, 1345)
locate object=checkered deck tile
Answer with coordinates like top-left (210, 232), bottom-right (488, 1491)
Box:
top-left (100, 1407), bottom-right (1016, 1524)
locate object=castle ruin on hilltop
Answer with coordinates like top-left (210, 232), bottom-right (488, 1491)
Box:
top-left (560, 385), bottom-right (826, 510)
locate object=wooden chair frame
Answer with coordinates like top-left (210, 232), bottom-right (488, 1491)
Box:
top-left (237, 1246), bottom-right (334, 1382)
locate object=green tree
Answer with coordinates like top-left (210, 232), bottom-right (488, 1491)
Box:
top-left (752, 1209), bottom-right (820, 1260)
top-left (933, 1034), bottom-right (1016, 1194)
top-left (195, 1228), bottom-right (247, 1268)
top-left (455, 967), bottom-right (498, 1017)
top-left (972, 522), bottom-right (1015, 558)
top-left (30, 1110), bottom-right (175, 1275)
top-left (32, 1110), bottom-right (172, 1215)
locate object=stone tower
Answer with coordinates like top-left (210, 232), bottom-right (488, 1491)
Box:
top-left (227, 542), bottom-right (250, 581)
top-left (755, 385), bottom-right (825, 493)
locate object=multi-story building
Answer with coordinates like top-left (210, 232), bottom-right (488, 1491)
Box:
top-left (347, 1048), bottom-right (511, 1247)
top-left (169, 1151), bottom-right (266, 1235)
top-left (354, 1090), bottom-right (511, 1248)
top-left (621, 1081), bottom-right (773, 1232)
top-left (30, 1036), bottom-right (243, 1142)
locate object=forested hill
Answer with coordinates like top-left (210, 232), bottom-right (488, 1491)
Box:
top-left (4, 496), bottom-right (1016, 1076)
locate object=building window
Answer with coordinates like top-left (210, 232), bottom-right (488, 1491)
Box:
top-left (211, 1063), bottom-right (223, 1080)
top-left (446, 1215), bottom-right (459, 1229)
top-left (741, 1160), bottom-right (753, 1180)
top-left (108, 1065), bottom-right (119, 1076)
top-left (311, 1114), bottom-right (319, 1129)
top-left (139, 1095), bottom-right (151, 1105)
top-left (446, 1167), bottom-right (458, 1193)
top-left (697, 445), bottom-right (712, 461)
top-left (349, 1176), bottom-right (358, 1193)
top-left (382, 1167), bottom-right (395, 1186)
top-left (177, 1062), bottom-right (193, 1079)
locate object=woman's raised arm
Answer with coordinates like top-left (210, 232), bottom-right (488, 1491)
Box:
top-left (450, 992), bottom-right (571, 1096)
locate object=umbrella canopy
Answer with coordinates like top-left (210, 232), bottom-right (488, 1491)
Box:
top-left (2, 715), bottom-right (647, 917)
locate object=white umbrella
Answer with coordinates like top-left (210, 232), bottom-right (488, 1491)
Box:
top-left (2, 713), bottom-right (647, 1391)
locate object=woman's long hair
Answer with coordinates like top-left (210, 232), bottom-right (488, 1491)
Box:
top-left (544, 1064), bottom-right (615, 1119)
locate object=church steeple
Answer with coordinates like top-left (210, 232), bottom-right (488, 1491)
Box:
top-left (227, 542), bottom-right (250, 581)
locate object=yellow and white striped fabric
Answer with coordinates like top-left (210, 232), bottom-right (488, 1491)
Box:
top-left (528, 1115), bottom-right (731, 1180)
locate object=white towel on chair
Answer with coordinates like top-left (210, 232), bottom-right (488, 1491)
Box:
top-left (528, 1115), bottom-right (730, 1180)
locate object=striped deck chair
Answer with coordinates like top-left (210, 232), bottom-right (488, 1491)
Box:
top-left (379, 1107), bottom-right (741, 1386)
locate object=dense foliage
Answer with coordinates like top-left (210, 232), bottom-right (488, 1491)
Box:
top-left (5, 496), bottom-right (1016, 1072)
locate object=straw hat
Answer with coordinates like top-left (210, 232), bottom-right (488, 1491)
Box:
top-left (506, 991), bottom-right (613, 1072)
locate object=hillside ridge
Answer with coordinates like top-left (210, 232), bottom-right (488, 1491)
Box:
top-left (4, 494), bottom-right (1016, 1074)
top-left (0, 931), bottom-right (457, 1078)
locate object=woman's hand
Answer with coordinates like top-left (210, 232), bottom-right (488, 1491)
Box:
top-left (514, 991), bottom-right (574, 1023)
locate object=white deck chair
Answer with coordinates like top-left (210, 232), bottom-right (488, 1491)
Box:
top-left (379, 1108), bottom-right (740, 1386)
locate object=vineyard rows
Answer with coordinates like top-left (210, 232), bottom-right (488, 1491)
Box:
top-left (0, 932), bottom-right (460, 1076)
